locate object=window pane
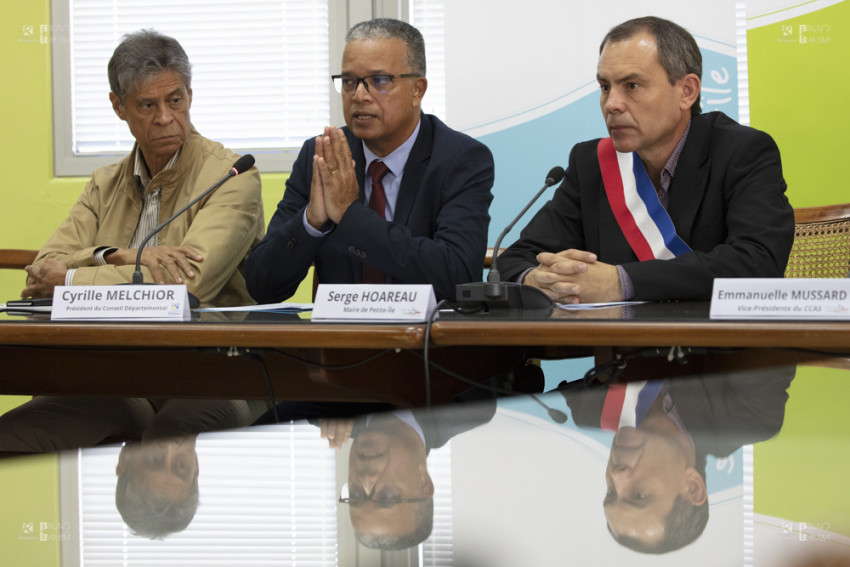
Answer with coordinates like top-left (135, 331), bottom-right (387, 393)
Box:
top-left (77, 426), bottom-right (338, 566)
top-left (67, 0), bottom-right (329, 157)
top-left (410, 0), bottom-right (446, 121)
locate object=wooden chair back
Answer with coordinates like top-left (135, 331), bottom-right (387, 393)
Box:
top-left (0, 249), bottom-right (37, 270)
top-left (784, 203), bottom-right (850, 278)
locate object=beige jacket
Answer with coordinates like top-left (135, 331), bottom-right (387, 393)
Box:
top-left (35, 128), bottom-right (264, 306)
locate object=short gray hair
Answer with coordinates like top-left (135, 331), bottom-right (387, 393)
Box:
top-left (346, 18), bottom-right (426, 76)
top-left (355, 499), bottom-right (434, 550)
top-left (600, 16), bottom-right (702, 114)
top-left (108, 29), bottom-right (192, 103)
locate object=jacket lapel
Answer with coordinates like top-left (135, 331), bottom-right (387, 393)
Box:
top-left (342, 129), bottom-right (367, 280)
top-left (668, 114), bottom-right (711, 242)
top-left (344, 130), bottom-right (367, 203)
top-left (339, 117), bottom-right (428, 280)
top-left (393, 114), bottom-right (431, 224)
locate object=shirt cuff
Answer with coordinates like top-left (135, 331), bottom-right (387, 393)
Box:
top-left (517, 267), bottom-right (534, 284)
top-left (302, 208), bottom-right (334, 237)
top-left (94, 246), bottom-right (118, 266)
top-left (65, 268), bottom-right (76, 286)
top-left (616, 265), bottom-right (634, 301)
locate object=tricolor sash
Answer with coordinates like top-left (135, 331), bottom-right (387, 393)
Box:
top-left (597, 137), bottom-right (691, 261)
top-left (600, 380), bottom-right (664, 431)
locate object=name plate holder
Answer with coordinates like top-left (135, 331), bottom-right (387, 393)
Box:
top-left (51, 285), bottom-right (191, 321)
top-left (710, 278), bottom-right (850, 319)
top-left (312, 284), bottom-right (437, 322)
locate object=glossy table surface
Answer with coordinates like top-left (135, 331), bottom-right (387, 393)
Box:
top-left (2, 302), bottom-right (850, 350)
top-left (433, 301), bottom-right (850, 349)
top-left (4, 360), bottom-right (848, 566)
top-left (2, 302), bottom-right (849, 407)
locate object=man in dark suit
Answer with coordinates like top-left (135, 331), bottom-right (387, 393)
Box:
top-left (497, 16), bottom-right (794, 303)
top-left (255, 400), bottom-right (496, 550)
top-left (562, 365), bottom-right (794, 553)
top-left (246, 18), bottom-right (494, 303)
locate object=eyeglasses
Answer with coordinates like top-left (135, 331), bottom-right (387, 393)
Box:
top-left (331, 73), bottom-right (422, 95)
top-left (339, 482), bottom-right (432, 507)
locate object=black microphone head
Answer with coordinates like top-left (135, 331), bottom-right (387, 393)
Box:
top-left (545, 166), bottom-right (565, 186)
top-left (231, 154), bottom-right (255, 175)
top-left (548, 408), bottom-right (568, 424)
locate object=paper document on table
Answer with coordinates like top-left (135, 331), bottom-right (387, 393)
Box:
top-left (557, 301), bottom-right (646, 310)
top-left (194, 303), bottom-right (313, 313)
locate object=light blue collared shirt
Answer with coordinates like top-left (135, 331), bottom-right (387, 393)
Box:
top-left (362, 119), bottom-right (421, 220)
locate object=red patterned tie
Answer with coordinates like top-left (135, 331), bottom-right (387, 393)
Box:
top-left (362, 160), bottom-right (390, 284)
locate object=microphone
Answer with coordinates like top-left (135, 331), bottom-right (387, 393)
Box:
top-left (131, 154), bottom-right (255, 288)
top-left (456, 165), bottom-right (565, 310)
top-left (531, 394), bottom-right (569, 424)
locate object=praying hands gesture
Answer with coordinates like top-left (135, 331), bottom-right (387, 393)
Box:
top-left (318, 417), bottom-right (355, 449)
top-left (306, 127), bottom-right (359, 229)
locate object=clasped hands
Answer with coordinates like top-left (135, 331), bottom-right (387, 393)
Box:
top-left (21, 245), bottom-right (203, 298)
top-left (523, 249), bottom-right (623, 304)
top-left (305, 127), bottom-right (359, 230)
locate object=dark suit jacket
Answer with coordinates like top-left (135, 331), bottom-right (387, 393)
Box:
top-left (563, 365), bottom-right (795, 459)
top-left (254, 400), bottom-right (497, 455)
top-left (497, 112), bottom-right (795, 301)
top-left (350, 402), bottom-right (497, 456)
top-left (246, 113), bottom-right (494, 302)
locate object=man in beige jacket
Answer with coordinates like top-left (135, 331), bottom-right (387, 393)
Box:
top-left (23, 31), bottom-right (263, 305)
top-left (1, 30), bottom-right (267, 453)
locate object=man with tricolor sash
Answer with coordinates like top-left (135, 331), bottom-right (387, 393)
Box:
top-left (498, 16), bottom-right (794, 304)
top-left (560, 365), bottom-right (794, 553)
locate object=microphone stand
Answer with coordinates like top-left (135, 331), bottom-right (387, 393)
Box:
top-left (129, 155), bottom-right (255, 307)
top-left (456, 167), bottom-right (564, 311)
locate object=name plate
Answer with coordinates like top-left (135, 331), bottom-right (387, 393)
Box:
top-left (312, 284), bottom-right (437, 322)
top-left (51, 285), bottom-right (191, 321)
top-left (710, 278), bottom-right (850, 319)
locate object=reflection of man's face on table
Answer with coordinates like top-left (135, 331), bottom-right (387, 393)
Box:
top-left (115, 435), bottom-right (200, 539)
top-left (117, 435), bottom-right (199, 502)
top-left (347, 415), bottom-right (433, 541)
top-left (603, 424), bottom-right (706, 547)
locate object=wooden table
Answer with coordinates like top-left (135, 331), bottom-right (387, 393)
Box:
top-left (0, 312), bottom-right (525, 406)
top-left (430, 301), bottom-right (850, 349)
top-left (2, 302), bottom-right (849, 405)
